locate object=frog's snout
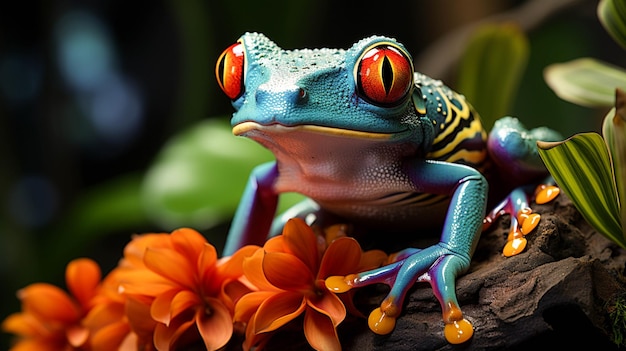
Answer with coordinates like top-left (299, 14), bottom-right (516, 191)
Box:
top-left (247, 85), bottom-right (309, 125)
top-left (255, 84), bottom-right (308, 108)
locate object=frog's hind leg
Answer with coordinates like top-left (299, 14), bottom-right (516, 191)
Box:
top-left (487, 116), bottom-right (562, 183)
top-left (483, 184), bottom-right (543, 256)
top-left (484, 117), bottom-right (562, 256)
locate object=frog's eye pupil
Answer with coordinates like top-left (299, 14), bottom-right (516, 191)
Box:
top-left (356, 44), bottom-right (413, 106)
top-left (381, 57), bottom-right (394, 93)
top-left (216, 42), bottom-right (245, 100)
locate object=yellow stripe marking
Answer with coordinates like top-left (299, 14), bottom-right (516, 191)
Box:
top-left (428, 119), bottom-right (485, 159)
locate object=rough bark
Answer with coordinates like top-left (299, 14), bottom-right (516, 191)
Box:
top-left (264, 194), bottom-right (626, 350)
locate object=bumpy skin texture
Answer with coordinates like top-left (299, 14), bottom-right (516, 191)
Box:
top-left (216, 32), bottom-right (562, 342)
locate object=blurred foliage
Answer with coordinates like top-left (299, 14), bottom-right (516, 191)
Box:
top-left (456, 22), bottom-right (529, 130)
top-left (141, 118), bottom-right (304, 232)
top-left (598, 0), bottom-right (626, 50)
top-left (545, 58), bottom-right (626, 107)
top-left (1, 0), bottom-right (624, 349)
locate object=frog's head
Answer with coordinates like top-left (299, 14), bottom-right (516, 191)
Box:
top-left (215, 32), bottom-right (426, 146)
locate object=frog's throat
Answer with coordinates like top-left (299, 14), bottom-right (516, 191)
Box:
top-left (233, 121), bottom-right (395, 140)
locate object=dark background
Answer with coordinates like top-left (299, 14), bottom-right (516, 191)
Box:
top-left (0, 0), bottom-right (622, 349)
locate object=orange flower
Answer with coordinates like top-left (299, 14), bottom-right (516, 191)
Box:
top-left (235, 218), bottom-right (387, 351)
top-left (82, 266), bottom-right (156, 351)
top-left (2, 258), bottom-right (101, 351)
top-left (116, 228), bottom-right (256, 351)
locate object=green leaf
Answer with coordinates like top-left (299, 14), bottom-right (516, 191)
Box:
top-left (456, 22), bottom-right (529, 130)
top-left (544, 58), bottom-right (626, 107)
top-left (602, 90), bottom-right (626, 238)
top-left (538, 133), bottom-right (624, 247)
top-left (598, 0), bottom-right (626, 50)
top-left (141, 118), bottom-right (304, 230)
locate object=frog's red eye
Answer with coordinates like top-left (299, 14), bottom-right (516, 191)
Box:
top-left (216, 42), bottom-right (245, 100)
top-left (356, 44), bottom-right (413, 106)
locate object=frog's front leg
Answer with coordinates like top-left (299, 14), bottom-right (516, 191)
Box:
top-left (327, 160), bottom-right (487, 344)
top-left (223, 161), bottom-right (279, 256)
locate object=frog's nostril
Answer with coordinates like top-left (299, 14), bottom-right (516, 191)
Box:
top-left (296, 87), bottom-right (308, 104)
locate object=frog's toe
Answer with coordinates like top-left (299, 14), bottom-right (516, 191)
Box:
top-left (326, 248), bottom-right (475, 343)
top-left (427, 254), bottom-right (474, 343)
top-left (444, 318), bottom-right (474, 344)
top-left (485, 182), bottom-right (560, 257)
top-left (368, 297), bottom-right (401, 334)
top-left (534, 184), bottom-right (560, 204)
top-left (503, 184), bottom-right (559, 256)
top-left (325, 272), bottom-right (402, 335)
top-left (502, 207), bottom-right (542, 256)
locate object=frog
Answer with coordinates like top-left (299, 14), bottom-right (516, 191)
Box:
top-left (215, 32), bottom-right (562, 344)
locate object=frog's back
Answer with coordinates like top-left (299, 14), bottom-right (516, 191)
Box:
top-left (414, 73), bottom-right (488, 173)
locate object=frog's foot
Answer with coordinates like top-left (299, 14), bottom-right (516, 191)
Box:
top-left (326, 246), bottom-right (474, 344)
top-left (483, 183), bottom-right (560, 257)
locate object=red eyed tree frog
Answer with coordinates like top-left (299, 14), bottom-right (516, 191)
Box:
top-left (215, 32), bottom-right (562, 344)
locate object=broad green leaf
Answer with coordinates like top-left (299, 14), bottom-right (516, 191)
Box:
top-left (141, 118), bottom-right (304, 230)
top-left (544, 58), bottom-right (626, 107)
top-left (538, 133), bottom-right (624, 247)
top-left (456, 23), bottom-right (529, 130)
top-left (598, 0), bottom-right (626, 50)
top-left (602, 91), bottom-right (626, 238)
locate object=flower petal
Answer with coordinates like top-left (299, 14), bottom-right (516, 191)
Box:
top-left (18, 283), bottom-right (81, 323)
top-left (144, 247), bottom-right (196, 289)
top-left (116, 269), bottom-right (173, 298)
top-left (303, 308), bottom-right (342, 351)
top-left (1, 313), bottom-right (45, 337)
top-left (242, 249), bottom-right (277, 291)
top-left (263, 252), bottom-right (314, 291)
top-left (122, 233), bottom-right (171, 268)
top-left (220, 278), bottom-right (253, 312)
top-left (196, 297), bottom-right (233, 351)
top-left (65, 258), bottom-right (101, 309)
top-left (307, 289), bottom-right (346, 327)
top-left (217, 245), bottom-right (259, 279)
top-left (282, 218), bottom-right (320, 272)
top-left (153, 317), bottom-right (195, 351)
top-left (253, 291), bottom-right (305, 333)
top-left (170, 290), bottom-right (202, 321)
top-left (118, 332), bottom-right (140, 351)
top-left (359, 249), bottom-right (388, 271)
top-left (318, 237), bottom-right (361, 278)
top-left (90, 320), bottom-right (131, 351)
top-left (323, 223), bottom-right (350, 244)
top-left (5, 339), bottom-right (61, 351)
top-left (66, 324), bottom-right (89, 347)
top-left (262, 235), bottom-right (285, 253)
top-left (170, 227), bottom-right (208, 261)
top-left (83, 301), bottom-right (125, 330)
top-left (150, 289), bottom-right (179, 325)
top-left (124, 298), bottom-right (157, 342)
top-left (234, 291), bottom-right (276, 324)
top-left (243, 318), bottom-right (272, 351)
top-left (197, 244), bottom-right (219, 293)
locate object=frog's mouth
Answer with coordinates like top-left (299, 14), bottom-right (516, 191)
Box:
top-left (233, 121), bottom-right (395, 140)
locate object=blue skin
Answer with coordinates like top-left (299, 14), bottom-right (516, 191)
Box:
top-left (216, 32), bottom-right (562, 338)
